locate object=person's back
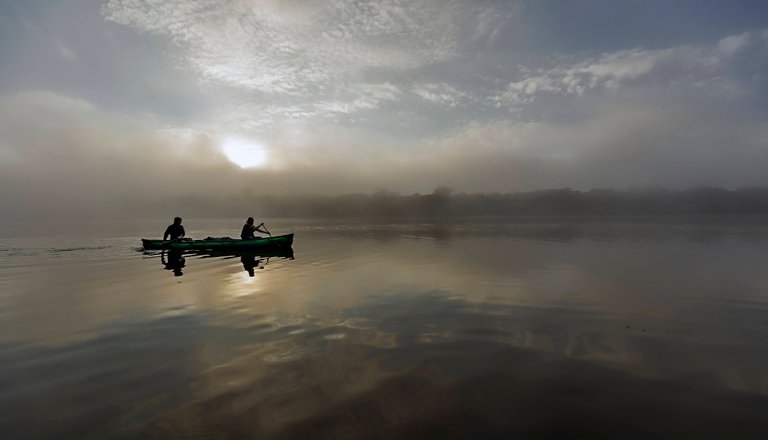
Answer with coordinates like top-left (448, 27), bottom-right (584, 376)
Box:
top-left (241, 217), bottom-right (267, 240)
top-left (164, 217), bottom-right (186, 241)
top-left (241, 217), bottom-right (256, 240)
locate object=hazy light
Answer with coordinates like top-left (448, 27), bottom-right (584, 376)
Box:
top-left (221, 136), bottom-right (268, 168)
top-left (223, 269), bottom-right (263, 297)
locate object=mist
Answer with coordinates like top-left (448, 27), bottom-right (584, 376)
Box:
top-left (2, 89), bottom-right (767, 227)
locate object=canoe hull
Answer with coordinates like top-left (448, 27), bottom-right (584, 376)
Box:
top-left (141, 234), bottom-right (293, 250)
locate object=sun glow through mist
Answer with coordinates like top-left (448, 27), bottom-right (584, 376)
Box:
top-left (221, 137), bottom-right (268, 168)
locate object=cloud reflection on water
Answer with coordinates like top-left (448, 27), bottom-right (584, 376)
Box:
top-left (1, 221), bottom-right (768, 437)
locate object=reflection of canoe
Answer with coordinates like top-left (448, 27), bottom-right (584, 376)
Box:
top-left (141, 234), bottom-right (294, 250)
top-left (189, 246), bottom-right (294, 260)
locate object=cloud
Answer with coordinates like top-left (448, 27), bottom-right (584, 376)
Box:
top-left (494, 31), bottom-right (755, 107)
top-left (54, 38), bottom-right (79, 62)
top-left (101, 0), bottom-right (507, 129)
top-left (0, 91), bottom-right (239, 218)
top-left (716, 32), bottom-right (750, 55)
top-left (99, 2), bottom-right (768, 157)
top-left (430, 91), bottom-right (768, 190)
top-left (102, 0), bottom-right (481, 91)
top-left (412, 83), bottom-right (466, 108)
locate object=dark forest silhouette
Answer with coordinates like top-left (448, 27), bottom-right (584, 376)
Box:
top-left (147, 186), bottom-right (768, 218)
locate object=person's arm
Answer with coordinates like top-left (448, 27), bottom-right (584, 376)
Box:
top-left (255, 223), bottom-right (269, 234)
top-left (180, 226), bottom-right (186, 238)
top-left (163, 226), bottom-right (170, 241)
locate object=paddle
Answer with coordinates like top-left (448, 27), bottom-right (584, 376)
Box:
top-left (259, 223), bottom-right (289, 249)
top-left (259, 222), bottom-right (273, 237)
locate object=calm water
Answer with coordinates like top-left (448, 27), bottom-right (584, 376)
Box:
top-left (1, 218), bottom-right (767, 439)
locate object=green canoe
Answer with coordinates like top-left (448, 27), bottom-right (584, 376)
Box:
top-left (142, 234), bottom-right (293, 250)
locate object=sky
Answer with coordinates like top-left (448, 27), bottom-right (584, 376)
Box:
top-left (2, 0), bottom-right (768, 219)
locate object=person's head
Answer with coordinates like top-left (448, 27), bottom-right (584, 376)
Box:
top-left (247, 217), bottom-right (254, 225)
top-left (173, 217), bottom-right (182, 225)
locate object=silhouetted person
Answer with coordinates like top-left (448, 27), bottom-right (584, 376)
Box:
top-left (164, 217), bottom-right (185, 241)
top-left (162, 249), bottom-right (186, 276)
top-left (241, 217), bottom-right (268, 240)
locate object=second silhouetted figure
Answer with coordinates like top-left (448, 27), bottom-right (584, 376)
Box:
top-left (241, 217), bottom-right (268, 240)
top-left (164, 217), bottom-right (185, 241)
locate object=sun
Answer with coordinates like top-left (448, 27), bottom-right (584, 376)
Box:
top-left (221, 136), bottom-right (268, 168)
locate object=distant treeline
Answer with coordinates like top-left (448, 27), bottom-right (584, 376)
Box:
top-left (157, 186), bottom-right (768, 218)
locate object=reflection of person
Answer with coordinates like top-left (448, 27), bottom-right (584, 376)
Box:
top-left (240, 217), bottom-right (268, 240)
top-left (240, 255), bottom-right (260, 276)
top-left (163, 217), bottom-right (186, 241)
top-left (162, 249), bottom-right (186, 276)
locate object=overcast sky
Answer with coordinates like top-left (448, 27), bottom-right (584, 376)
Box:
top-left (2, 0), bottom-right (768, 218)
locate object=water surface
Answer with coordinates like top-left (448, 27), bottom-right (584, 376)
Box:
top-left (1, 219), bottom-right (767, 438)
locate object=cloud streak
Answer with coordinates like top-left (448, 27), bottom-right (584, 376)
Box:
top-left (494, 32), bottom-right (755, 107)
top-left (102, 0), bottom-right (476, 90)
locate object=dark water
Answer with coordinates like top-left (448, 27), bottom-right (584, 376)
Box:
top-left (1, 219), bottom-right (767, 439)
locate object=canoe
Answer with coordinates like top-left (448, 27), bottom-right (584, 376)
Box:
top-left (142, 246), bottom-right (294, 259)
top-left (142, 234), bottom-right (293, 250)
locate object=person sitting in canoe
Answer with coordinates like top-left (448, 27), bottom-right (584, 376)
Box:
top-left (163, 217), bottom-right (186, 241)
top-left (241, 217), bottom-right (268, 240)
